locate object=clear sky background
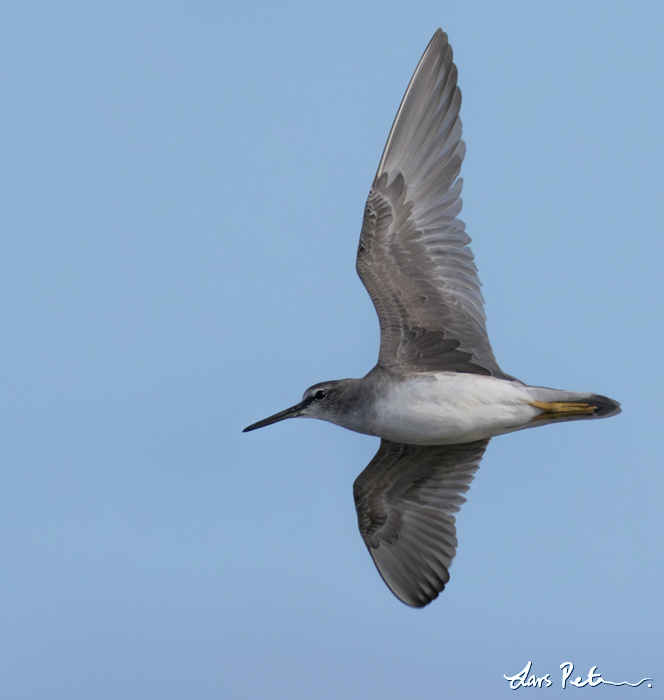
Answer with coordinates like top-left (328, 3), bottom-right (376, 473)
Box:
top-left (1, 1), bottom-right (662, 698)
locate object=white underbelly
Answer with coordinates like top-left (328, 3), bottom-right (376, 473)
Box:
top-left (369, 373), bottom-right (540, 445)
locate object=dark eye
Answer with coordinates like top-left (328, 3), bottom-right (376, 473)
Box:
top-left (314, 390), bottom-right (327, 401)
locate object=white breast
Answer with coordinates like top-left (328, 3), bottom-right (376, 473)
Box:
top-left (369, 373), bottom-right (539, 445)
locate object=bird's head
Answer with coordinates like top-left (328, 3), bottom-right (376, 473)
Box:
top-left (243, 379), bottom-right (362, 433)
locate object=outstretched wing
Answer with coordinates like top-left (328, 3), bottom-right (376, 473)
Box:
top-left (353, 438), bottom-right (489, 607)
top-left (356, 29), bottom-right (506, 377)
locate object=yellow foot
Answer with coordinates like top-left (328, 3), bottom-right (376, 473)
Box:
top-left (529, 400), bottom-right (597, 420)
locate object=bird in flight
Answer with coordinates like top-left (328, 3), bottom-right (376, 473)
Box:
top-left (243, 29), bottom-right (620, 607)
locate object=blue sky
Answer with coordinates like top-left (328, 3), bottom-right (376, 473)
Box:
top-left (1, 1), bottom-right (663, 698)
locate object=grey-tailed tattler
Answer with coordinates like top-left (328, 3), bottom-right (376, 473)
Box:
top-left (243, 29), bottom-right (620, 607)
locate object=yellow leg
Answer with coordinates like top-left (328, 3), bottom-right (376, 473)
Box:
top-left (529, 400), bottom-right (597, 420)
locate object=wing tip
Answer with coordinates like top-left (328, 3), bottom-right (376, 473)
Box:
top-left (400, 585), bottom-right (444, 608)
top-left (375, 28), bottom-right (457, 179)
top-left (368, 544), bottom-right (450, 608)
top-left (430, 28), bottom-right (447, 47)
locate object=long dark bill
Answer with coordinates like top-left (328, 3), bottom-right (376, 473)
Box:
top-left (242, 399), bottom-right (310, 433)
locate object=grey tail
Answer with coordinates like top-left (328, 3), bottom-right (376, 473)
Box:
top-left (527, 387), bottom-right (621, 428)
top-left (587, 394), bottom-right (621, 419)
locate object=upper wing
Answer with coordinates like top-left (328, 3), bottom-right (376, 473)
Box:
top-left (353, 438), bottom-right (489, 607)
top-left (356, 29), bottom-right (506, 377)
